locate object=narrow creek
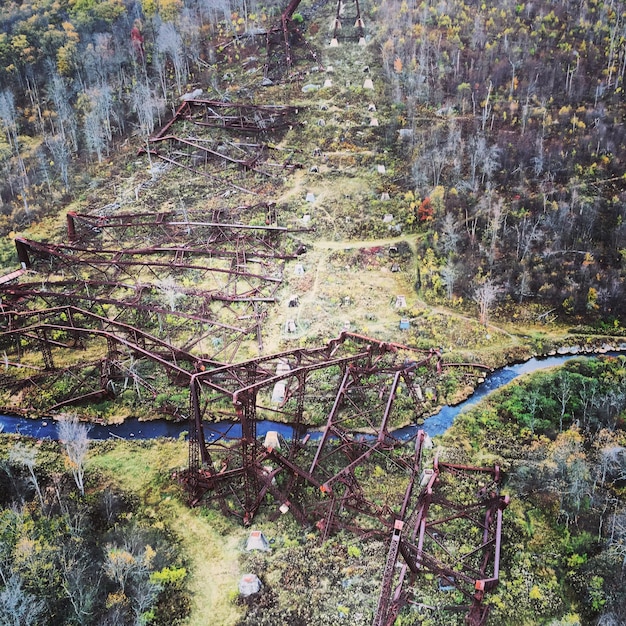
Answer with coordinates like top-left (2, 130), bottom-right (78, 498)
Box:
top-left (2, 351), bottom-right (624, 442)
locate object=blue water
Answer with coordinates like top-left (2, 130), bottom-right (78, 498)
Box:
top-left (2, 351), bottom-right (624, 441)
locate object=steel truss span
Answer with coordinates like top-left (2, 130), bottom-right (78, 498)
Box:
top-left (374, 431), bottom-right (509, 626)
top-left (182, 334), bottom-right (488, 529)
top-left (0, 303), bottom-right (501, 624)
top-left (143, 100), bottom-right (301, 189)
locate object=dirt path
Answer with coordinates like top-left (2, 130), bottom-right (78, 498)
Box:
top-left (310, 234), bottom-right (417, 252)
top-left (87, 444), bottom-right (244, 626)
top-left (308, 235), bottom-right (518, 338)
top-left (176, 507), bottom-right (244, 626)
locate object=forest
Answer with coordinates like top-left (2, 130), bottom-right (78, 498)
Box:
top-left (0, 0), bottom-right (625, 319)
top-left (1, 0), bottom-right (626, 624)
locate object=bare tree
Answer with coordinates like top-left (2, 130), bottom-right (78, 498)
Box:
top-left (0, 576), bottom-right (45, 626)
top-left (598, 446), bottom-right (626, 488)
top-left (157, 23), bottom-right (188, 96)
top-left (48, 73), bottom-right (78, 153)
top-left (472, 278), bottom-right (500, 326)
top-left (486, 195), bottom-right (505, 266)
top-left (0, 90), bottom-right (29, 212)
top-left (440, 260), bottom-right (458, 300)
top-left (61, 544), bottom-right (100, 626)
top-left (578, 376), bottom-right (599, 431)
top-left (525, 390), bottom-right (540, 434)
top-left (553, 372), bottom-right (573, 432)
top-left (58, 415), bottom-right (90, 496)
top-left (158, 276), bottom-right (184, 311)
top-left (83, 108), bottom-right (106, 163)
top-left (440, 213), bottom-right (460, 255)
top-left (104, 541), bottom-right (160, 625)
top-left (45, 134), bottom-right (72, 191)
top-left (9, 443), bottom-right (44, 510)
top-left (83, 84), bottom-right (115, 163)
top-left (607, 509), bottom-right (626, 573)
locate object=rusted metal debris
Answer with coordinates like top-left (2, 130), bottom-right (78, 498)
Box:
top-left (65, 204), bottom-right (307, 245)
top-left (182, 333), bottom-right (489, 533)
top-left (261, 0), bottom-right (324, 81)
top-left (143, 100), bottom-right (300, 184)
top-left (7, 205), bottom-right (308, 362)
top-left (0, 294), bottom-right (501, 624)
top-left (374, 430), bottom-right (509, 626)
top-left (152, 101), bottom-right (298, 137)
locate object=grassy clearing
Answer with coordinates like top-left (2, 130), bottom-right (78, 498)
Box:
top-left (87, 439), bottom-right (245, 626)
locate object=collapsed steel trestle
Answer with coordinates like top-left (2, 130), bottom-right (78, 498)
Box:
top-left (374, 431), bottom-right (509, 626)
top-left (4, 204), bottom-right (306, 363)
top-left (143, 100), bottom-right (300, 187)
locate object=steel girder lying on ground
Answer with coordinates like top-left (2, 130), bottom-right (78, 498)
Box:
top-left (152, 101), bottom-right (298, 136)
top-left (9, 207), bottom-right (306, 359)
top-left (0, 305), bottom-right (205, 413)
top-left (144, 100), bottom-right (300, 188)
top-left (14, 236), bottom-right (287, 300)
top-left (64, 203), bottom-right (295, 246)
top-left (264, 1), bottom-right (323, 81)
top-left (374, 430), bottom-right (509, 626)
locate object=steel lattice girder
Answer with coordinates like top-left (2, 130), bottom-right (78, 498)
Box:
top-left (9, 207), bottom-right (308, 361)
top-left (145, 101), bottom-right (300, 182)
top-left (0, 305), bottom-right (206, 372)
top-left (11, 233), bottom-right (290, 355)
top-left (0, 305), bottom-right (494, 565)
top-left (0, 304), bottom-right (207, 414)
top-left (152, 101), bottom-right (298, 138)
top-left (0, 280), bottom-right (260, 362)
top-left (184, 333), bottom-right (488, 533)
top-left (14, 237), bottom-right (285, 292)
top-left (373, 441), bottom-right (510, 626)
top-left (65, 205), bottom-right (310, 246)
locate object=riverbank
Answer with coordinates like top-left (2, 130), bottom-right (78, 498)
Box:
top-left (4, 346), bottom-right (626, 442)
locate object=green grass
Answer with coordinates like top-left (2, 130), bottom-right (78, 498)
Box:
top-left (87, 439), bottom-right (245, 626)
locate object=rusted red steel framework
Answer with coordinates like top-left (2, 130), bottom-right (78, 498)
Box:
top-left (0, 306), bottom-right (502, 623)
top-left (263, 0), bottom-right (323, 80)
top-left (186, 333), bottom-right (435, 528)
top-left (143, 101), bottom-right (300, 189)
top-left (374, 431), bottom-right (509, 626)
top-left (152, 101), bottom-right (298, 138)
top-left (184, 333), bottom-right (488, 534)
top-left (9, 207), bottom-right (307, 360)
top-left (0, 305), bottom-right (205, 412)
top-left (332, 0), bottom-right (365, 41)
top-left (64, 203), bottom-right (292, 245)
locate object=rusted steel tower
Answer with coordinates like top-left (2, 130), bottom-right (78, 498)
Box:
top-left (373, 432), bottom-right (509, 626)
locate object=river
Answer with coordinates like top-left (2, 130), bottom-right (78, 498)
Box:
top-left (1, 351), bottom-right (624, 442)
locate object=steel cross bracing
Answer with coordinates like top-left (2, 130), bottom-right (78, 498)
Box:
top-left (0, 305), bottom-right (207, 414)
top-left (373, 434), bottom-right (510, 626)
top-left (1, 202), bottom-right (309, 408)
top-left (183, 333), bottom-right (489, 535)
top-left (143, 101), bottom-right (300, 187)
top-left (64, 204), bottom-right (306, 246)
top-left (0, 302), bottom-right (496, 586)
top-left (14, 237), bottom-right (287, 298)
top-left (152, 101), bottom-right (298, 138)
top-left (10, 208), bottom-right (306, 359)
top-left (0, 279), bottom-right (260, 362)
top-left (263, 0), bottom-right (323, 81)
